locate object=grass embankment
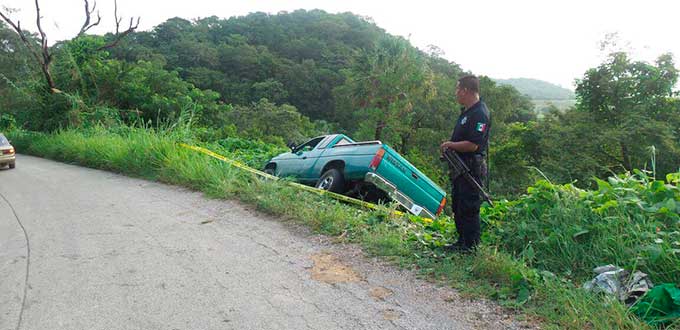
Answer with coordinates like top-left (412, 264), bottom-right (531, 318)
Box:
top-left (9, 126), bottom-right (677, 330)
top-left (485, 178), bottom-right (680, 285)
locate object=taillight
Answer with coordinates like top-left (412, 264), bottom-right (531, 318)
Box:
top-left (436, 197), bottom-right (447, 216)
top-left (2, 148), bottom-right (13, 155)
top-left (368, 148), bottom-right (385, 170)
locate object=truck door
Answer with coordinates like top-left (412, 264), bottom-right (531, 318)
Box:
top-left (297, 135), bottom-right (337, 182)
top-left (289, 136), bottom-right (326, 181)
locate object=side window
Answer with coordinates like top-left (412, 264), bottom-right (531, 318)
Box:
top-left (334, 138), bottom-right (352, 146)
top-left (316, 135), bottom-right (336, 149)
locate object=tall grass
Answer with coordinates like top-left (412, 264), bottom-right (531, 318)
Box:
top-left (484, 176), bottom-right (680, 284)
top-left (8, 126), bottom-right (662, 330)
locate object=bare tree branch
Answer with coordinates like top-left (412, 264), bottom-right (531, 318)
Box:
top-left (33, 0), bottom-right (57, 92)
top-left (1, 0), bottom-right (139, 93)
top-left (34, 1), bottom-right (49, 62)
top-left (96, 0), bottom-right (139, 51)
top-left (77, 0), bottom-right (101, 37)
top-left (113, 0), bottom-right (122, 33)
top-left (1, 3), bottom-right (58, 92)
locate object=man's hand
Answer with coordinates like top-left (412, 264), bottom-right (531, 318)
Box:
top-left (440, 141), bottom-right (456, 153)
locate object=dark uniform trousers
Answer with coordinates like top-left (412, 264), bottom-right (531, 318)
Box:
top-left (451, 155), bottom-right (484, 248)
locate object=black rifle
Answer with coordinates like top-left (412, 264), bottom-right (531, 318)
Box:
top-left (442, 149), bottom-right (493, 207)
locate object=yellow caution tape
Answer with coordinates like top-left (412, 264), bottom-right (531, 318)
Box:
top-left (180, 143), bottom-right (404, 216)
top-left (181, 143), bottom-right (279, 180)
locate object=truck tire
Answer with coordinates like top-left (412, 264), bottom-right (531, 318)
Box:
top-left (264, 167), bottom-right (275, 176)
top-left (316, 169), bottom-right (345, 193)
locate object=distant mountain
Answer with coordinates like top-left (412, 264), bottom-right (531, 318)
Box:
top-left (495, 78), bottom-right (575, 100)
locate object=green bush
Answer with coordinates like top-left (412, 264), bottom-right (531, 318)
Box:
top-left (484, 172), bottom-right (680, 283)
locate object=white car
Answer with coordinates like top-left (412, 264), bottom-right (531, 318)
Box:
top-left (0, 133), bottom-right (16, 169)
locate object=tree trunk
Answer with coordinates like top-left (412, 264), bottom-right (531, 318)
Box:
top-left (399, 133), bottom-right (409, 154)
top-left (399, 112), bottom-right (422, 154)
top-left (374, 120), bottom-right (385, 141)
top-left (40, 64), bottom-right (57, 93)
top-left (620, 142), bottom-right (632, 171)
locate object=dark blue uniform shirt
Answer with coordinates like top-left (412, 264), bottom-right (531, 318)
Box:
top-left (450, 99), bottom-right (491, 158)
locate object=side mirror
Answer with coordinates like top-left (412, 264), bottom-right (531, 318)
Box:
top-left (287, 142), bottom-right (297, 151)
top-left (295, 145), bottom-right (311, 155)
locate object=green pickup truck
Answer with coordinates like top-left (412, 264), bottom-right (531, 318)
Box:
top-left (264, 134), bottom-right (447, 218)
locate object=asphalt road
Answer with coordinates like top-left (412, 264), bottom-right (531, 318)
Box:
top-left (0, 155), bottom-right (532, 330)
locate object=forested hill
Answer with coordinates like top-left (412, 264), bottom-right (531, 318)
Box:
top-left (111, 11), bottom-right (392, 121)
top-left (495, 78), bottom-right (575, 100)
top-left (110, 10), bottom-right (532, 126)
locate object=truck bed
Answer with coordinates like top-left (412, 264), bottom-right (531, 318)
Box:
top-left (367, 145), bottom-right (446, 218)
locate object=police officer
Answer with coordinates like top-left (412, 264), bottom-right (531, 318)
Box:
top-left (440, 75), bottom-right (490, 252)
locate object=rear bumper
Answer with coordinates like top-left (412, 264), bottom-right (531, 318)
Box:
top-left (0, 154), bottom-right (16, 164)
top-left (365, 172), bottom-right (435, 219)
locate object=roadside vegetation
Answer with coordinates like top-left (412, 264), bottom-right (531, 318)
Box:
top-left (1, 8), bottom-right (679, 330)
top-left (7, 125), bottom-right (678, 329)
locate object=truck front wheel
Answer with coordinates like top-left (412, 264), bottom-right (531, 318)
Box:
top-left (316, 169), bottom-right (345, 193)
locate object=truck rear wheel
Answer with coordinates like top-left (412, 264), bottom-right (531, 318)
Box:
top-left (316, 169), bottom-right (345, 193)
top-left (358, 184), bottom-right (390, 204)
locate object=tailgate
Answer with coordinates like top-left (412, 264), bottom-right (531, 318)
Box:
top-left (369, 145), bottom-right (446, 217)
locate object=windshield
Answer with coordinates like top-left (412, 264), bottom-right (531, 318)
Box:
top-left (294, 136), bottom-right (325, 152)
top-left (0, 134), bottom-right (8, 146)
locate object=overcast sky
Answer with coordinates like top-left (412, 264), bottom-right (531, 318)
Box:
top-left (2, 0), bottom-right (679, 90)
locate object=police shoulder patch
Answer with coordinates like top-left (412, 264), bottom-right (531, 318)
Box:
top-left (475, 122), bottom-right (487, 132)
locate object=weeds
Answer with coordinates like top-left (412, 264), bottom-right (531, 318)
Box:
top-left (484, 174), bottom-right (680, 284)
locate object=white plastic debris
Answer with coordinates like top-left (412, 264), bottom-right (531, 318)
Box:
top-left (583, 264), bottom-right (654, 305)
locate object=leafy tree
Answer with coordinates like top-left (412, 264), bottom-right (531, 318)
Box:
top-left (0, 22), bottom-right (42, 127)
top-left (225, 98), bottom-right (315, 144)
top-left (574, 52), bottom-right (679, 176)
top-left (489, 122), bottom-right (543, 196)
top-left (334, 36), bottom-right (435, 150)
top-left (42, 36), bottom-right (231, 127)
top-left (251, 79), bottom-right (288, 104)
